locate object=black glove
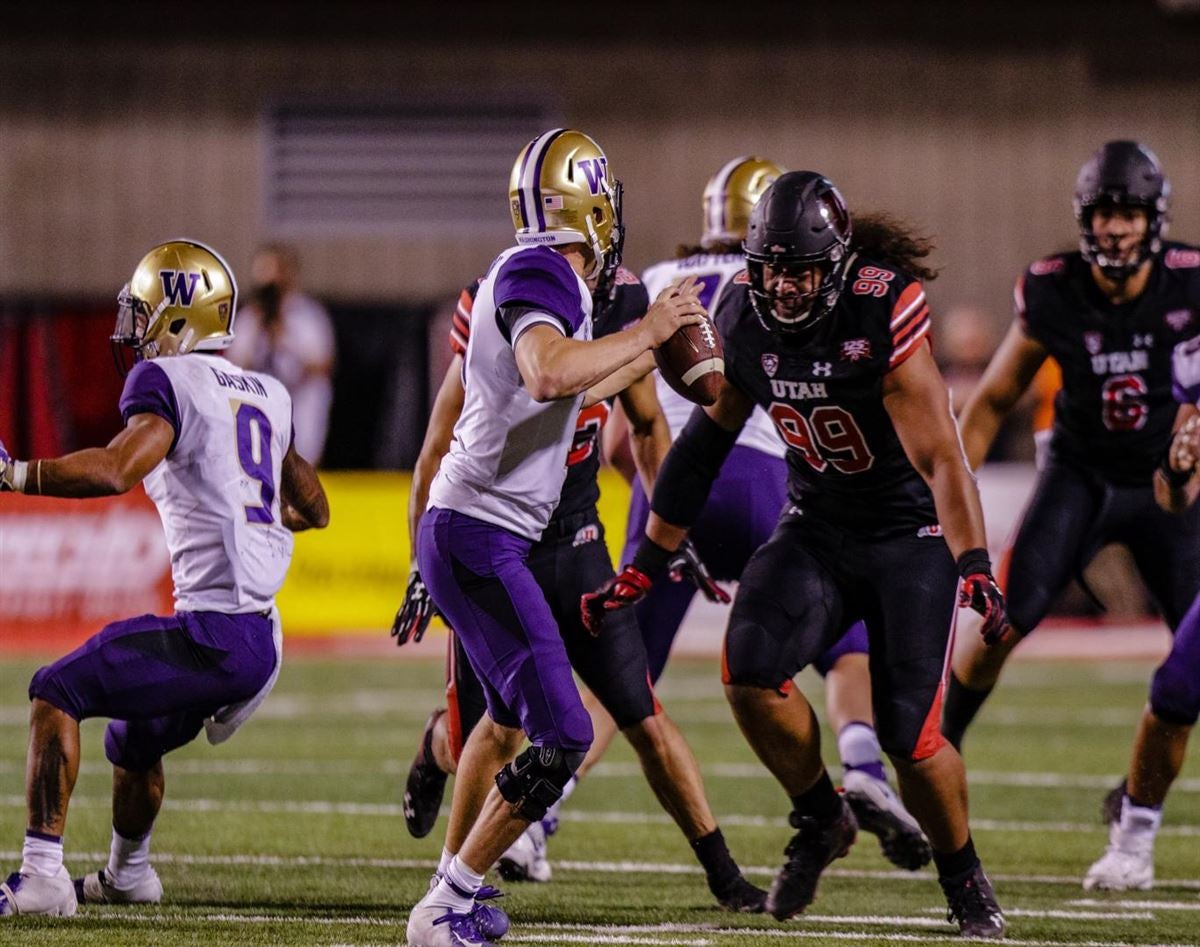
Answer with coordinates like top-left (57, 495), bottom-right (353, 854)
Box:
top-left (956, 548), bottom-right (1010, 645)
top-left (581, 564), bottom-right (654, 636)
top-left (391, 569), bottom-right (439, 646)
top-left (668, 538), bottom-right (730, 604)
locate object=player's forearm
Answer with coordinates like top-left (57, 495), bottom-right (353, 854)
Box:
top-left (408, 452), bottom-right (441, 547)
top-left (628, 412), bottom-right (671, 495)
top-left (32, 450), bottom-right (140, 498)
top-left (583, 352), bottom-right (655, 408)
top-left (526, 324), bottom-right (653, 402)
top-left (957, 395), bottom-right (1007, 472)
top-left (928, 453), bottom-right (989, 561)
top-left (1154, 468), bottom-right (1200, 513)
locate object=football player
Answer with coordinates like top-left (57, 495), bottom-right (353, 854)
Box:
top-left (585, 171), bottom-right (1009, 938)
top-left (1080, 336), bottom-right (1200, 890)
top-left (944, 142), bottom-right (1200, 862)
top-left (602, 156), bottom-right (930, 871)
top-left (0, 240), bottom-right (328, 917)
top-left (403, 129), bottom-right (711, 947)
top-left (393, 263), bottom-right (765, 909)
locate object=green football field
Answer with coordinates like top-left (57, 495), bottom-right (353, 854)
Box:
top-left (0, 652), bottom-right (1197, 946)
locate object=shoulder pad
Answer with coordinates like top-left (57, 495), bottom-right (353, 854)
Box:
top-left (492, 247), bottom-right (584, 326)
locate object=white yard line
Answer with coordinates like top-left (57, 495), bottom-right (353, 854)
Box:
top-left (1068, 899), bottom-right (1200, 911)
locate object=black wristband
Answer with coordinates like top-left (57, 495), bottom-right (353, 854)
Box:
top-left (1159, 455), bottom-right (1193, 489)
top-left (955, 547), bottom-right (992, 579)
top-left (631, 537), bottom-right (674, 580)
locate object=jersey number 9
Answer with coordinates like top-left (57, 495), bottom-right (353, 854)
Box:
top-left (235, 403), bottom-right (276, 524)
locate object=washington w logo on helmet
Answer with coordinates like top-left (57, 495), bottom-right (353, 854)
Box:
top-left (577, 157), bottom-right (608, 197)
top-left (159, 270), bottom-right (202, 307)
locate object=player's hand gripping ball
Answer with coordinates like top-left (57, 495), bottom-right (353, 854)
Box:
top-left (648, 279), bottom-right (724, 406)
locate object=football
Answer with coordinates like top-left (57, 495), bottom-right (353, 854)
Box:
top-left (654, 315), bottom-right (725, 406)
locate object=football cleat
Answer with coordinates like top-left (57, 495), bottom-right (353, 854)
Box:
top-left (1083, 823), bottom-right (1155, 891)
top-left (496, 820), bottom-right (551, 883)
top-left (471, 885), bottom-right (509, 941)
top-left (842, 768), bottom-right (932, 871)
top-left (0, 870), bottom-right (77, 917)
top-left (407, 893), bottom-right (492, 947)
top-left (404, 708), bottom-right (450, 839)
top-left (710, 872), bottom-right (768, 913)
top-left (74, 866), bottom-right (163, 905)
top-left (1100, 778), bottom-right (1126, 825)
top-left (765, 798), bottom-right (857, 920)
top-left (940, 863), bottom-right (1006, 939)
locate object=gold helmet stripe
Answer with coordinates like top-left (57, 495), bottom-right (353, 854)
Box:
top-left (516, 128), bottom-right (568, 233)
top-left (706, 155), bottom-right (755, 242)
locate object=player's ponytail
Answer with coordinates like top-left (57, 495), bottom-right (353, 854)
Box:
top-left (850, 211), bottom-right (939, 282)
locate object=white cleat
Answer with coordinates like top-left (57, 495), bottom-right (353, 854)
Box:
top-left (496, 820), bottom-right (551, 883)
top-left (1083, 825), bottom-right (1154, 891)
top-left (74, 866), bottom-right (163, 905)
top-left (0, 870), bottom-right (78, 917)
top-left (841, 768), bottom-right (932, 871)
top-left (405, 891), bottom-right (489, 947)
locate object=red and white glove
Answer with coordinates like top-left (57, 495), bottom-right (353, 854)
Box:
top-left (956, 548), bottom-right (1010, 645)
top-left (581, 564), bottom-right (653, 636)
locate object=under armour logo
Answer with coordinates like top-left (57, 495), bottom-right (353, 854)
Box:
top-left (1133, 333), bottom-right (1154, 348)
top-left (812, 361), bottom-right (833, 377)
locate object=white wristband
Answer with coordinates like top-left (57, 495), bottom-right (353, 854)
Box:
top-left (10, 460), bottom-right (29, 493)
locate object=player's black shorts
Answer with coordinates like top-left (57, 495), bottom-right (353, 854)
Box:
top-left (1004, 461), bottom-right (1200, 637)
top-left (722, 512), bottom-right (956, 761)
top-left (446, 510), bottom-right (657, 755)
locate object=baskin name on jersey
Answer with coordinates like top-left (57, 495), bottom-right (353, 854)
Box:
top-left (210, 366), bottom-right (268, 397)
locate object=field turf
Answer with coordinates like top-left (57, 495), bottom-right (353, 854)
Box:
top-left (0, 652), bottom-right (1196, 946)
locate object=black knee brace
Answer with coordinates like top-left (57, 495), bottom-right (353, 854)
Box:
top-left (495, 744), bottom-right (585, 821)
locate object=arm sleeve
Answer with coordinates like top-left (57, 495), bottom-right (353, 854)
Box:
top-left (649, 407), bottom-right (739, 528)
top-left (119, 361), bottom-right (181, 454)
top-left (449, 283), bottom-right (478, 357)
top-left (500, 306), bottom-right (567, 348)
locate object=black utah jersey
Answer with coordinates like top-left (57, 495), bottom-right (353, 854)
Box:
top-left (716, 256), bottom-right (938, 539)
top-left (451, 268), bottom-right (650, 525)
top-left (1018, 243), bottom-right (1200, 485)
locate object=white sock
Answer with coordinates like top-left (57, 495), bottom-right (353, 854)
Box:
top-left (21, 831), bottom-right (65, 879)
top-left (432, 855), bottom-right (481, 913)
top-left (1118, 795), bottom-right (1162, 839)
top-left (437, 847), bottom-right (454, 878)
top-left (543, 775), bottom-right (576, 826)
top-left (838, 721), bottom-right (883, 771)
top-left (106, 828), bottom-right (152, 889)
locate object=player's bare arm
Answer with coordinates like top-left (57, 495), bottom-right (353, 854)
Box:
top-left (612, 370), bottom-right (671, 494)
top-left (957, 321), bottom-right (1048, 470)
top-left (515, 278), bottom-right (705, 403)
top-left (1, 413), bottom-right (173, 498)
top-left (1156, 405), bottom-right (1200, 513)
top-left (408, 355), bottom-right (466, 545)
top-left (884, 341), bottom-right (987, 559)
top-left (280, 443), bottom-right (329, 531)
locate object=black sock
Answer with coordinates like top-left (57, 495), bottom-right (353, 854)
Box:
top-left (934, 836), bottom-right (980, 881)
top-left (941, 673), bottom-right (993, 751)
top-left (690, 828), bottom-right (740, 889)
top-left (789, 769), bottom-right (842, 823)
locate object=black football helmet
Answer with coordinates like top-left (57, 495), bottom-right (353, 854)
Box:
top-left (744, 171), bottom-right (853, 333)
top-left (1073, 140), bottom-right (1169, 280)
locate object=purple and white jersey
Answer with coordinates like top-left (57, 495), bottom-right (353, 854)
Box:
top-left (1172, 335), bottom-right (1200, 406)
top-left (119, 355), bottom-right (295, 613)
top-left (429, 245), bottom-right (593, 541)
top-left (641, 253), bottom-right (784, 460)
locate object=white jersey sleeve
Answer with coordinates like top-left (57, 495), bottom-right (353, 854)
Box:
top-left (641, 253), bottom-right (785, 459)
top-left (120, 355), bottom-right (296, 613)
top-left (428, 245), bottom-right (594, 540)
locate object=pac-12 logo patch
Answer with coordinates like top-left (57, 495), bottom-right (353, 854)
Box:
top-left (1083, 331), bottom-right (1104, 356)
top-left (761, 353), bottom-right (779, 377)
top-left (159, 270), bottom-right (201, 307)
top-left (1166, 309), bottom-right (1194, 332)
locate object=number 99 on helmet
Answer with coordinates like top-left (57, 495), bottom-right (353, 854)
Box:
top-left (509, 129), bottom-right (624, 284)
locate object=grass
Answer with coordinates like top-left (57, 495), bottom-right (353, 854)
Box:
top-left (0, 651), bottom-right (1196, 946)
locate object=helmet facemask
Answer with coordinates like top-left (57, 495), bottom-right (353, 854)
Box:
top-left (1075, 198), bottom-right (1166, 281)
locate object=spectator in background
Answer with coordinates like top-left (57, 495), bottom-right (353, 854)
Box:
top-left (227, 243), bottom-right (335, 464)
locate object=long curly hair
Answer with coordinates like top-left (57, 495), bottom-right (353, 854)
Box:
top-left (850, 211), bottom-right (939, 281)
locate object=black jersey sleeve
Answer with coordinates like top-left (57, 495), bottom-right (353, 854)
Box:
top-left (593, 267), bottom-right (649, 339)
top-left (448, 280), bottom-right (482, 357)
top-left (1014, 254), bottom-right (1070, 347)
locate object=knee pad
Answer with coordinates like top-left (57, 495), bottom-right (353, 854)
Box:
top-left (495, 744), bottom-right (585, 822)
top-left (1149, 661), bottom-right (1200, 727)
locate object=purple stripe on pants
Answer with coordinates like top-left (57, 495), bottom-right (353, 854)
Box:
top-left (418, 507), bottom-right (593, 752)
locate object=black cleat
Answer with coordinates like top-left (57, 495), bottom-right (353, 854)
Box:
top-left (1101, 777), bottom-right (1127, 825)
top-left (403, 708), bottom-right (449, 839)
top-left (710, 872), bottom-right (768, 913)
top-left (842, 769), bottom-right (933, 871)
top-left (765, 798), bottom-right (857, 921)
top-left (940, 863), bottom-right (1007, 939)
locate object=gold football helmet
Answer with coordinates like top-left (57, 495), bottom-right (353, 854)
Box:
top-left (701, 156), bottom-right (785, 249)
top-left (111, 239), bottom-right (238, 369)
top-left (509, 129), bottom-right (624, 281)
